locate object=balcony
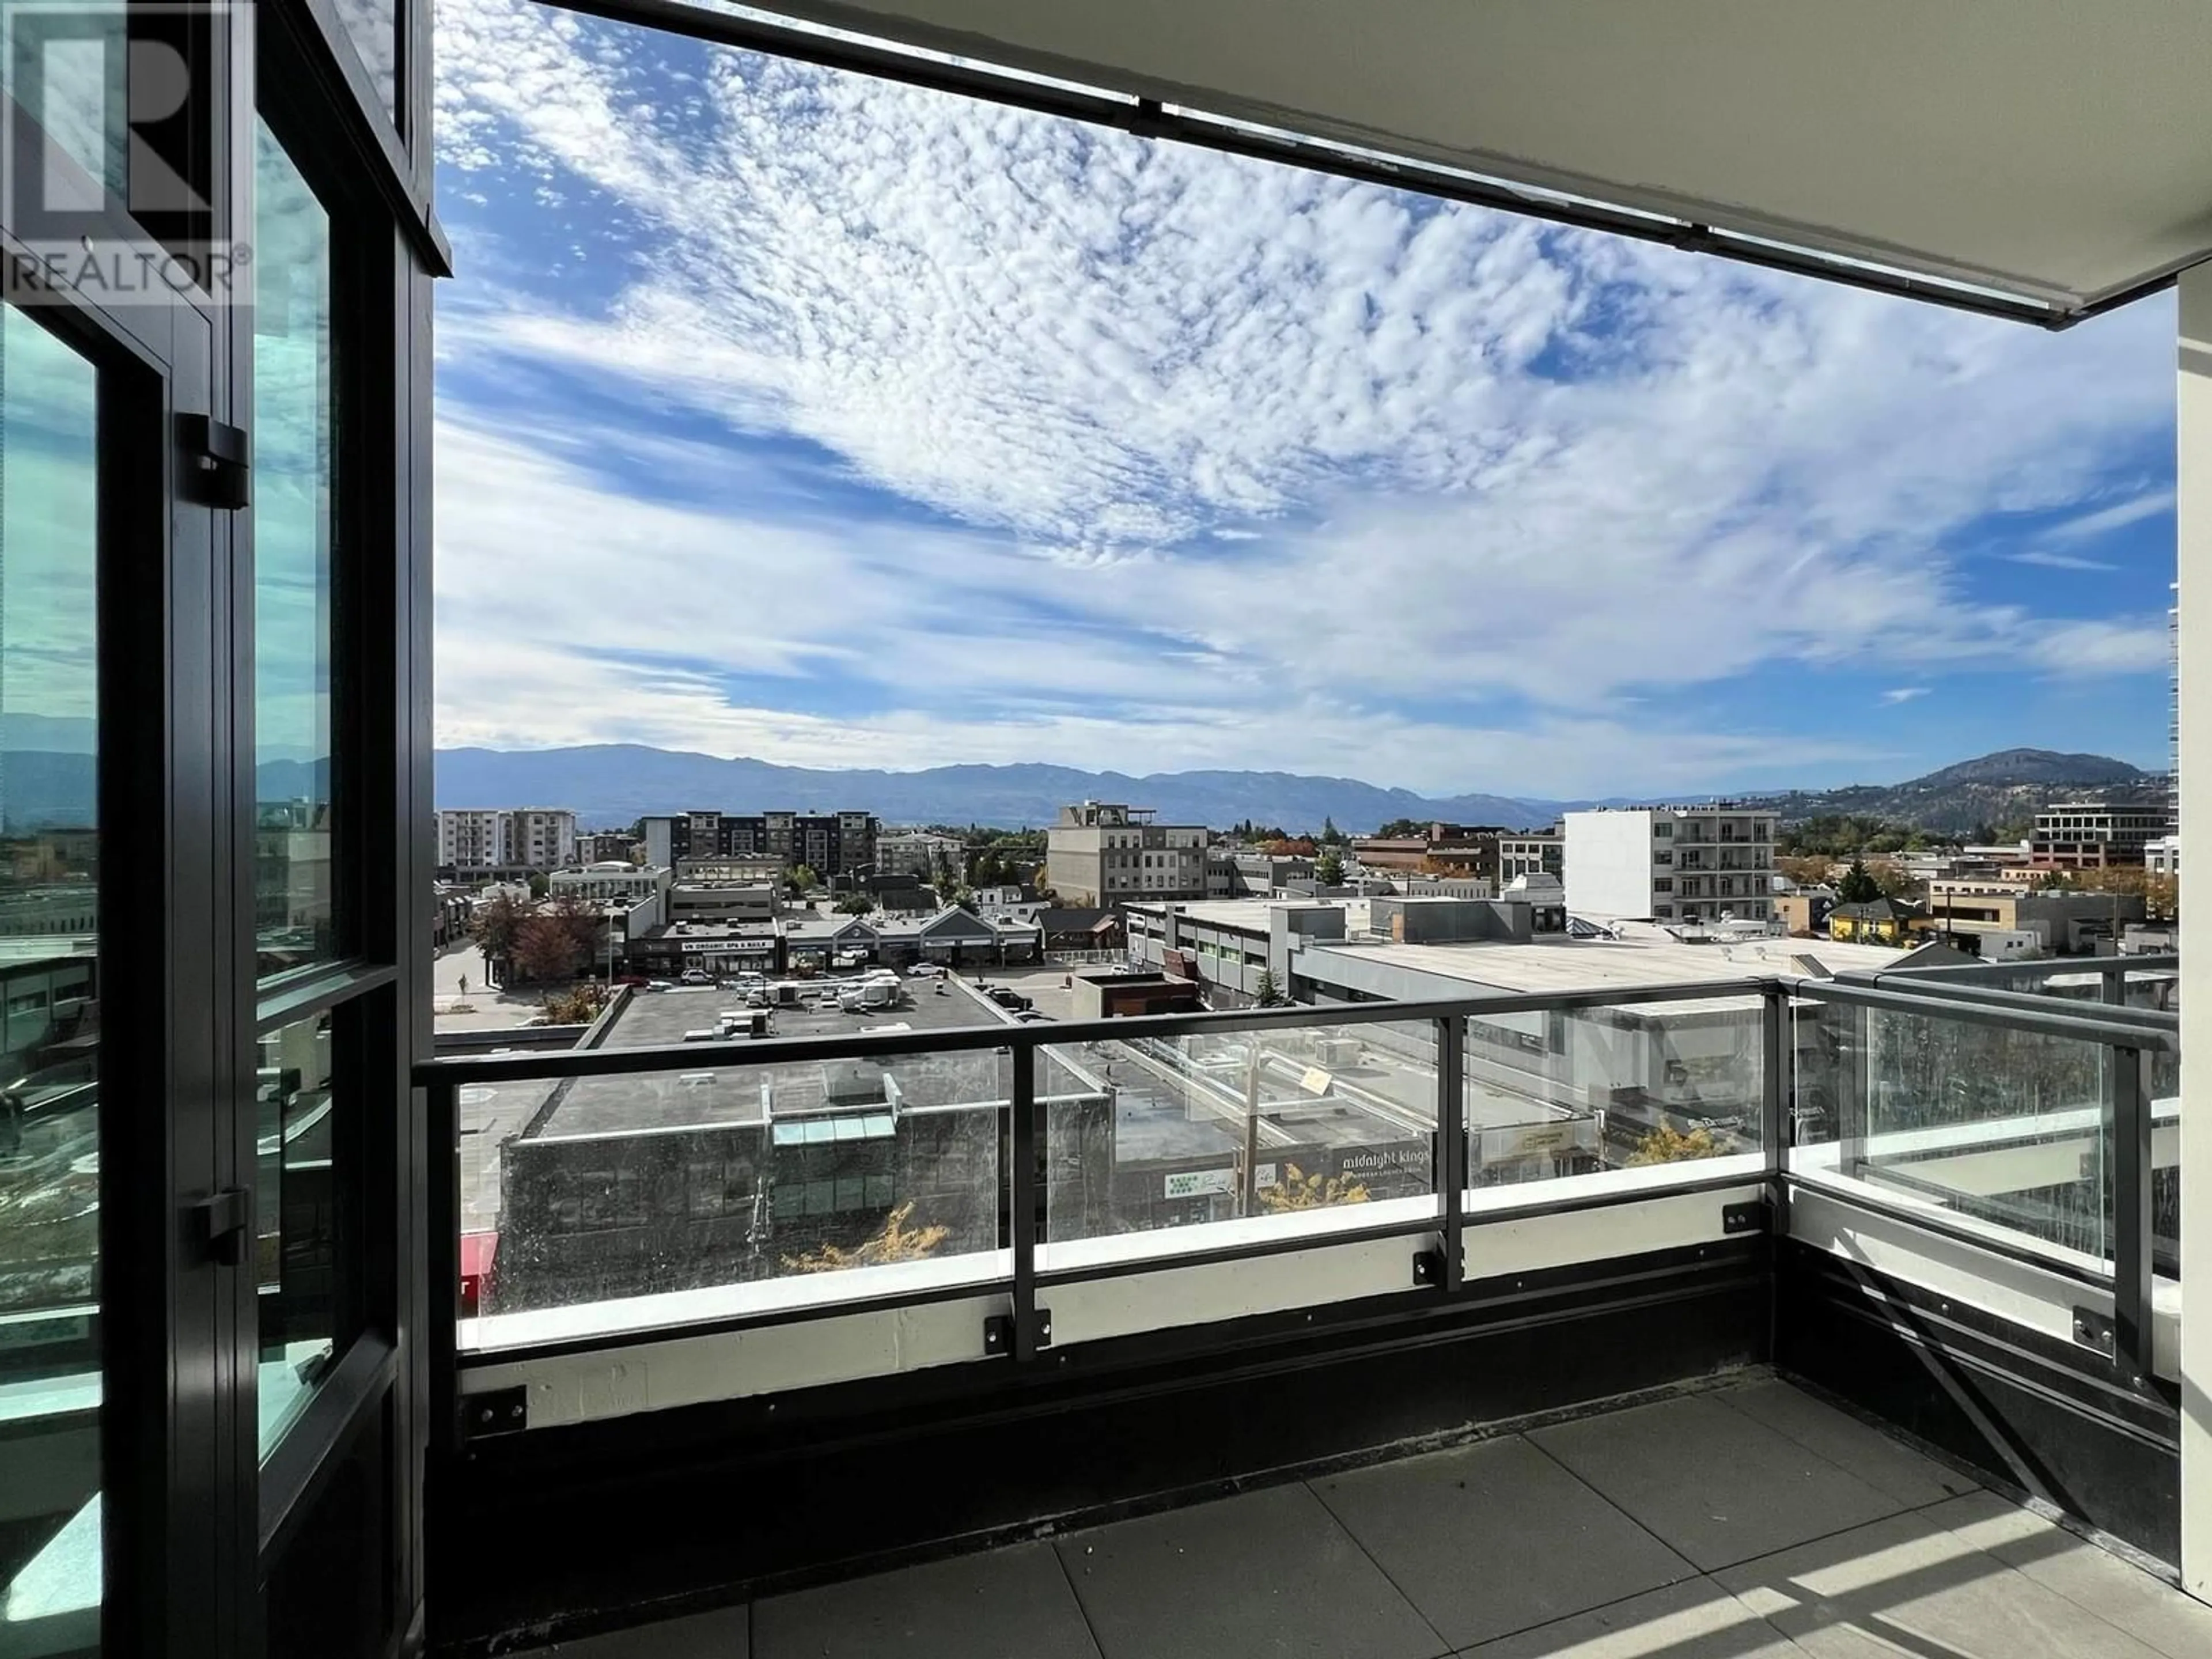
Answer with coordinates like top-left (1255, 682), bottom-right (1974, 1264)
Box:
top-left (412, 957), bottom-right (2187, 1655)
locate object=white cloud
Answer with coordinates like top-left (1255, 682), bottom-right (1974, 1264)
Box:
top-left (1880, 687), bottom-right (1930, 704)
top-left (2047, 487), bottom-right (2175, 541)
top-left (429, 0), bottom-right (2177, 790)
top-left (2007, 550), bottom-right (2119, 572)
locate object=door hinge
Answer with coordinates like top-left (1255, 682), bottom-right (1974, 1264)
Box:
top-left (179, 414), bottom-right (249, 509)
top-left (194, 1187), bottom-right (249, 1266)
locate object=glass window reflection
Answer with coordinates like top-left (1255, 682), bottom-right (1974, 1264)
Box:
top-left (254, 120), bottom-right (340, 980)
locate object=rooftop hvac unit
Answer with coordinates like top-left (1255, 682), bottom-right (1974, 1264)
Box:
top-left (1315, 1036), bottom-right (1362, 1069)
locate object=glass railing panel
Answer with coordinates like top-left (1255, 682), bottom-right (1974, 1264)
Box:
top-left (1040, 1019), bottom-right (1438, 1248)
top-left (461, 1039), bottom-right (1007, 1344)
top-left (1792, 998), bottom-right (2114, 1262)
top-left (1465, 997), bottom-right (1764, 1188)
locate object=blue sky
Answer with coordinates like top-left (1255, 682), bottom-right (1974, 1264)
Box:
top-left (430, 1), bottom-right (2178, 800)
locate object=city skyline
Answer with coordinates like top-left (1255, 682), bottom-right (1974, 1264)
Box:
top-left (433, 0), bottom-right (2177, 800)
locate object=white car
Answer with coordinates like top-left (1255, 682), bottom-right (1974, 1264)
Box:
top-left (906, 962), bottom-right (944, 978)
top-left (679, 969), bottom-right (711, 986)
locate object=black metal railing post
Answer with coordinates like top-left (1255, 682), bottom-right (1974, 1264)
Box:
top-left (2110, 1041), bottom-right (2152, 1387)
top-left (1760, 984), bottom-right (1790, 1195)
top-left (1435, 1016), bottom-right (1467, 1293)
top-left (425, 1079), bottom-right (461, 1456)
top-left (1009, 1036), bottom-right (1046, 1359)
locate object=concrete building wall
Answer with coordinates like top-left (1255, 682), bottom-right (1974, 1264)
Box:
top-left (1563, 811), bottom-right (1660, 918)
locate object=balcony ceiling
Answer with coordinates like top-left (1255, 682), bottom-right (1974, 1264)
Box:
top-left (747, 0), bottom-right (2212, 317)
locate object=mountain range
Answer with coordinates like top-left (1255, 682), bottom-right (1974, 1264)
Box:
top-left (429, 743), bottom-right (2162, 838)
top-left (0, 741), bottom-right (2155, 838)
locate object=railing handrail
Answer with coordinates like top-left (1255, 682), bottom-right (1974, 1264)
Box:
top-left (1791, 976), bottom-right (2179, 1052)
top-left (1840, 971), bottom-right (2179, 1033)
top-left (409, 975), bottom-right (1779, 1086)
top-left (1882, 952), bottom-right (2179, 983)
top-left (412, 968), bottom-right (2179, 1088)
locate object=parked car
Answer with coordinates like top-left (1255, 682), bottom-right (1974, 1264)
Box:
top-left (987, 987), bottom-right (1032, 1011)
top-left (905, 962), bottom-right (944, 978)
top-left (613, 975), bottom-right (650, 989)
top-left (679, 968), bottom-right (712, 986)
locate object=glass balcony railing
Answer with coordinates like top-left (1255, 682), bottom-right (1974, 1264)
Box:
top-left (418, 963), bottom-right (2175, 1398)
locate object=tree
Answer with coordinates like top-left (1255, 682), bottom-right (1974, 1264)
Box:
top-left (1315, 849), bottom-right (1346, 885)
top-left (1866, 857), bottom-right (1919, 901)
top-left (1258, 1162), bottom-right (1370, 1213)
top-left (1320, 816), bottom-right (1345, 846)
top-left (786, 863), bottom-right (820, 896)
top-left (782, 1202), bottom-right (949, 1272)
top-left (1252, 969), bottom-right (1284, 1007)
top-left (1835, 859), bottom-right (1882, 904)
top-left (468, 892), bottom-right (529, 966)
top-left (539, 982), bottom-right (609, 1024)
top-left (526, 871), bottom-right (550, 899)
top-left (1373, 817), bottom-right (1425, 839)
top-left (1627, 1124), bottom-right (1724, 1166)
top-left (2035, 869), bottom-right (2075, 892)
top-left (510, 913), bottom-right (587, 982)
top-left (836, 892), bottom-right (878, 915)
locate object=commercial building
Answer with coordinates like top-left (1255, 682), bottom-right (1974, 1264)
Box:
top-left (1349, 824), bottom-right (1512, 878)
top-left (1923, 886), bottom-right (2150, 955)
top-left (1044, 801), bottom-right (1209, 904)
top-left (639, 810), bottom-right (879, 876)
top-left (1497, 828), bottom-right (1565, 885)
top-left (2028, 801), bottom-right (2168, 869)
top-left (2149, 834), bottom-right (2182, 876)
top-left (1562, 806), bottom-right (1778, 924)
top-left (548, 862), bottom-right (674, 943)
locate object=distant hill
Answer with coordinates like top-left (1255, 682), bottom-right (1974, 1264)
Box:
top-left (430, 743), bottom-right (2165, 839)
top-left (432, 745), bottom-right (1559, 833)
top-left (1738, 748), bottom-right (2160, 836)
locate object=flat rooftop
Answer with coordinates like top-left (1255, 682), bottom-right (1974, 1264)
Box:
top-left (534, 978), bottom-right (1027, 1138)
top-left (1306, 933), bottom-right (1914, 999)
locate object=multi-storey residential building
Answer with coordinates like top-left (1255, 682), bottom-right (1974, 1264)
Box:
top-left (575, 830), bottom-right (639, 865)
top-left (2027, 801), bottom-right (2167, 869)
top-left (436, 807), bottom-right (577, 872)
top-left (510, 808), bottom-right (577, 870)
top-left (1497, 828), bottom-right (1565, 886)
top-left (1046, 802), bottom-right (1209, 905)
top-left (1563, 806), bottom-right (1777, 923)
top-left (437, 808), bottom-right (510, 871)
top-left (876, 829), bottom-right (967, 879)
top-left (639, 810), bottom-right (878, 875)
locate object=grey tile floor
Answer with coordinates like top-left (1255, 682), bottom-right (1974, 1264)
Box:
top-left (518, 1375), bottom-right (2212, 1658)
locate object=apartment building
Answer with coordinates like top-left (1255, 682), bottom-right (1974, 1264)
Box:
top-left (2028, 801), bottom-right (2167, 869)
top-left (876, 829), bottom-right (967, 878)
top-left (436, 808), bottom-right (509, 871)
top-left (1497, 828), bottom-right (1565, 885)
top-left (1045, 801), bottom-right (1209, 905)
top-left (510, 808), bottom-right (577, 869)
top-left (639, 809), bottom-right (878, 875)
top-left (1563, 806), bottom-right (1777, 923)
top-left (435, 807), bottom-right (577, 872)
top-left (575, 830), bottom-right (640, 865)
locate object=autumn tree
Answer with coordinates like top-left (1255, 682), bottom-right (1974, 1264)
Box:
top-left (781, 1202), bottom-right (949, 1272)
top-left (1258, 1162), bottom-right (1370, 1213)
top-left (468, 892), bottom-right (529, 967)
top-left (1627, 1124), bottom-right (1724, 1166)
